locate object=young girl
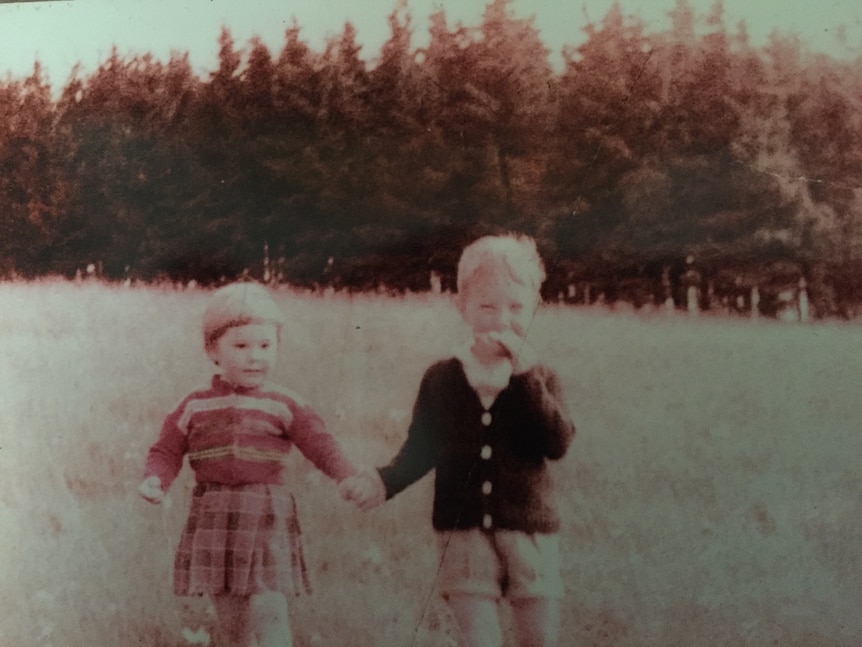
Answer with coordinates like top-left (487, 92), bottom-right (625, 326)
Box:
top-left (342, 234), bottom-right (576, 647)
top-left (139, 282), bottom-right (360, 647)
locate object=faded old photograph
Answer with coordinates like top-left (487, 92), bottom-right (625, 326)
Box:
top-left (1, 1), bottom-right (861, 645)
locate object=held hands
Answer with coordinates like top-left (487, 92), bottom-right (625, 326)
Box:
top-left (487, 330), bottom-right (538, 374)
top-left (138, 476), bottom-right (165, 504)
top-left (339, 468), bottom-right (386, 512)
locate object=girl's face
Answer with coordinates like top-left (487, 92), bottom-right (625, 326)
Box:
top-left (458, 269), bottom-right (538, 356)
top-left (207, 323), bottom-right (279, 389)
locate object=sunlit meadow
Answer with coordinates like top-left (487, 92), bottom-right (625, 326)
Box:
top-left (1, 281), bottom-right (861, 646)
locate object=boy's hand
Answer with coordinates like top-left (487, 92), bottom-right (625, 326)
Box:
top-left (339, 469), bottom-right (386, 512)
top-left (488, 330), bottom-right (538, 374)
top-left (138, 476), bottom-right (165, 504)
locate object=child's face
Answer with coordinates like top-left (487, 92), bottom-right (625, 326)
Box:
top-left (207, 323), bottom-right (279, 389)
top-left (458, 269), bottom-right (538, 355)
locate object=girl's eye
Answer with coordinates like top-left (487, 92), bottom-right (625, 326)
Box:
top-left (510, 304), bottom-right (523, 314)
top-left (480, 304), bottom-right (496, 310)
top-left (260, 342), bottom-right (270, 349)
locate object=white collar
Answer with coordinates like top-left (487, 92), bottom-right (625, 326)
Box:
top-left (455, 344), bottom-right (513, 406)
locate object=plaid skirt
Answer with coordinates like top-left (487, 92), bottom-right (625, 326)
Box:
top-left (174, 482), bottom-right (311, 597)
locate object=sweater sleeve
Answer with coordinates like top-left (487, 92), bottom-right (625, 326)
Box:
top-left (512, 364), bottom-right (575, 460)
top-left (286, 403), bottom-right (358, 483)
top-left (377, 367), bottom-right (438, 499)
top-left (143, 402), bottom-right (189, 490)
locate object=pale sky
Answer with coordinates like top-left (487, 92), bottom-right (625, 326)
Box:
top-left (1, 0), bottom-right (860, 89)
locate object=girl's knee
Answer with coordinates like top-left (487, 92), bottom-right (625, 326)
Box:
top-left (250, 591), bottom-right (287, 613)
top-left (213, 594), bottom-right (253, 645)
top-left (249, 592), bottom-right (291, 647)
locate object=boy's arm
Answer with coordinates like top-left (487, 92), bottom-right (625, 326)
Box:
top-left (511, 364), bottom-right (575, 460)
top-left (377, 370), bottom-right (437, 499)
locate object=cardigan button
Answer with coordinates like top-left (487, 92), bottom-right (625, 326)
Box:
top-left (481, 412), bottom-right (492, 426)
top-left (482, 514), bottom-right (493, 529)
top-left (480, 445), bottom-right (492, 460)
top-left (482, 480), bottom-right (493, 495)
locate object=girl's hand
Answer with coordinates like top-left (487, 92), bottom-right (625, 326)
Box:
top-left (488, 330), bottom-right (538, 374)
top-left (339, 469), bottom-right (386, 512)
top-left (138, 476), bottom-right (165, 504)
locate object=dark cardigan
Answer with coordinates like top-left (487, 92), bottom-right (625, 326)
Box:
top-left (378, 358), bottom-right (575, 533)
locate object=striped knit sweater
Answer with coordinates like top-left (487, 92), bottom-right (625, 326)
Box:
top-left (144, 375), bottom-right (356, 488)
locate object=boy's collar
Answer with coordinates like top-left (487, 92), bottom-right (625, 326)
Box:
top-left (455, 344), bottom-right (513, 392)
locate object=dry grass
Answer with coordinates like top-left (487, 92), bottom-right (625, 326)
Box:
top-left (1, 280), bottom-right (861, 646)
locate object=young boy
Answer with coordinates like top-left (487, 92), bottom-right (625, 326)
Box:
top-left (139, 282), bottom-right (361, 647)
top-left (342, 234), bottom-right (576, 647)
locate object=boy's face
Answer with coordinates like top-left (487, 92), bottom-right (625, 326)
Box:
top-left (458, 269), bottom-right (538, 357)
top-left (207, 323), bottom-right (278, 389)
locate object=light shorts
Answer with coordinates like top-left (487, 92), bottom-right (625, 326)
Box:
top-left (436, 529), bottom-right (564, 601)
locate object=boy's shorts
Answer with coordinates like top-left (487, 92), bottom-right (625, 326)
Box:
top-left (436, 529), bottom-right (563, 601)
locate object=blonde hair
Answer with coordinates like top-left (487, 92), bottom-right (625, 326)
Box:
top-left (456, 234), bottom-right (546, 294)
top-left (202, 282), bottom-right (285, 351)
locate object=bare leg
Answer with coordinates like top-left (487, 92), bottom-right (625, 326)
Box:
top-left (510, 597), bottom-right (560, 647)
top-left (249, 591), bottom-right (292, 647)
top-left (213, 594), bottom-right (255, 647)
top-left (446, 593), bottom-right (503, 647)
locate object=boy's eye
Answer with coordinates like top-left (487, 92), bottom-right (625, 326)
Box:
top-left (510, 304), bottom-right (523, 314)
top-left (480, 304), bottom-right (496, 310)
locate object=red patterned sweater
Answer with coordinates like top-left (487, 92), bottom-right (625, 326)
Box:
top-left (144, 375), bottom-right (357, 488)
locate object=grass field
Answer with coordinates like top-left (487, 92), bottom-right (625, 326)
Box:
top-left (1, 280), bottom-right (861, 647)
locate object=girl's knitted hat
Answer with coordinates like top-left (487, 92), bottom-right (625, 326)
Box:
top-left (202, 282), bottom-right (285, 350)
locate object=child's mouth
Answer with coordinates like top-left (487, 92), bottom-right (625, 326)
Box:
top-left (473, 336), bottom-right (510, 360)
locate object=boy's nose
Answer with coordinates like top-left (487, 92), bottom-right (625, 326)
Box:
top-left (496, 310), bottom-right (511, 329)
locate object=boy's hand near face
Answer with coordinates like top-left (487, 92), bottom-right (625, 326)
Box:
top-left (339, 468), bottom-right (386, 511)
top-left (138, 476), bottom-right (165, 504)
top-left (488, 330), bottom-right (538, 374)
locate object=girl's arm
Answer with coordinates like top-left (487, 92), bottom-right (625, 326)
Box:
top-left (286, 403), bottom-right (358, 483)
top-left (511, 365), bottom-right (575, 460)
top-left (142, 405), bottom-right (189, 492)
top-left (138, 475), bottom-right (165, 504)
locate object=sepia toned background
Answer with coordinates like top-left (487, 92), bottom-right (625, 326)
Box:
top-left (1, 1), bottom-right (861, 645)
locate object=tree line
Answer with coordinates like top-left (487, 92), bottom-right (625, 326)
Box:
top-left (1, 0), bottom-right (860, 316)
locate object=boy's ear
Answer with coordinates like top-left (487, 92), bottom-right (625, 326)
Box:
top-left (532, 290), bottom-right (542, 310)
top-left (454, 291), bottom-right (467, 316)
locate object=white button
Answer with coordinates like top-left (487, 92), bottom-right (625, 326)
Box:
top-left (480, 445), bottom-right (492, 460)
top-left (481, 412), bottom-right (492, 426)
top-left (482, 514), bottom-right (493, 529)
top-left (482, 481), bottom-right (493, 495)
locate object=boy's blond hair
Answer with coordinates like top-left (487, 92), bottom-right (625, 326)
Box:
top-left (202, 282), bottom-right (285, 351)
top-left (456, 234), bottom-right (546, 295)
